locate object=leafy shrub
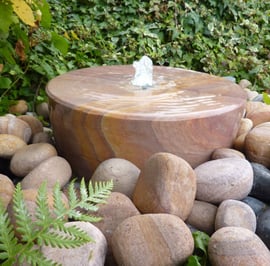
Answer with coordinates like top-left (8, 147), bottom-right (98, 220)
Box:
top-left (1, 0), bottom-right (270, 114)
top-left (0, 179), bottom-right (113, 266)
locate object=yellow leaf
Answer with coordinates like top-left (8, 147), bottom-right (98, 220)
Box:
top-left (64, 31), bottom-right (70, 40)
top-left (71, 30), bottom-right (80, 40)
top-left (10, 0), bottom-right (36, 27)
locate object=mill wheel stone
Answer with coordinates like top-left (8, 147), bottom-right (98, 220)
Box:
top-left (46, 65), bottom-right (247, 179)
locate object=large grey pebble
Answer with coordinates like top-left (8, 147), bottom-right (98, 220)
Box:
top-left (256, 208), bottom-right (270, 249)
top-left (10, 143), bottom-right (57, 177)
top-left (195, 158), bottom-right (253, 204)
top-left (42, 221), bottom-right (107, 266)
top-left (21, 156), bottom-right (72, 190)
top-left (249, 162), bottom-right (270, 203)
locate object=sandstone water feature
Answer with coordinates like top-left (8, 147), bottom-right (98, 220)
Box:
top-left (3, 60), bottom-right (270, 265)
top-left (46, 61), bottom-right (247, 180)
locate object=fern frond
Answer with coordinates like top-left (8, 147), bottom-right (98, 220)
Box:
top-left (88, 180), bottom-right (113, 204)
top-left (37, 228), bottom-right (90, 249)
top-left (53, 182), bottom-right (68, 217)
top-left (34, 181), bottom-right (53, 227)
top-left (67, 179), bottom-right (79, 207)
top-left (66, 178), bottom-right (112, 216)
top-left (75, 201), bottom-right (98, 212)
top-left (12, 183), bottom-right (35, 242)
top-left (19, 247), bottom-right (59, 266)
top-left (0, 200), bottom-right (20, 265)
top-left (79, 178), bottom-right (89, 201)
top-left (0, 178), bottom-right (113, 265)
top-left (68, 209), bottom-right (102, 223)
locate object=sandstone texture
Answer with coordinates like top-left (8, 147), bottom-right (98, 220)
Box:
top-left (208, 226), bottom-right (270, 266)
top-left (10, 143), bottom-right (57, 177)
top-left (215, 199), bottom-right (256, 232)
top-left (91, 158), bottom-right (140, 198)
top-left (186, 200), bottom-right (217, 235)
top-left (245, 122), bottom-right (270, 168)
top-left (0, 134), bottom-right (26, 159)
top-left (112, 213), bottom-right (194, 266)
top-left (42, 221), bottom-right (107, 266)
top-left (21, 156), bottom-right (72, 190)
top-left (133, 152), bottom-right (196, 220)
top-left (195, 157), bottom-right (253, 204)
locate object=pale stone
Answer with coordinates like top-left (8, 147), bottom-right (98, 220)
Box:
top-left (10, 143), bottom-right (57, 177)
top-left (236, 118), bottom-right (253, 137)
top-left (245, 122), bottom-right (270, 168)
top-left (245, 101), bottom-right (266, 116)
top-left (211, 148), bottom-right (245, 160)
top-left (42, 221), bottom-right (107, 266)
top-left (0, 134), bottom-right (26, 159)
top-left (132, 152), bottom-right (196, 220)
top-left (90, 192), bottom-right (140, 264)
top-left (208, 227), bottom-right (270, 266)
top-left (195, 158), bottom-right (253, 204)
top-left (0, 174), bottom-right (15, 209)
top-left (0, 115), bottom-right (32, 143)
top-left (21, 156), bottom-right (72, 190)
top-left (239, 79), bottom-right (252, 89)
top-left (244, 89), bottom-right (258, 101)
top-left (215, 199), bottom-right (256, 232)
top-left (246, 104), bottom-right (270, 126)
top-left (91, 158), bottom-right (140, 198)
top-left (18, 115), bottom-right (43, 136)
top-left (111, 213), bottom-right (194, 266)
top-left (186, 200), bottom-right (217, 235)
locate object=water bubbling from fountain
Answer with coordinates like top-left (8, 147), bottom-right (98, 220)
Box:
top-left (131, 56), bottom-right (153, 88)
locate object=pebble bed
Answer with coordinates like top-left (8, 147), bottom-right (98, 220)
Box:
top-left (1, 79), bottom-right (270, 265)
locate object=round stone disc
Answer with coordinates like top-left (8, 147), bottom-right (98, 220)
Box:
top-left (47, 65), bottom-right (247, 178)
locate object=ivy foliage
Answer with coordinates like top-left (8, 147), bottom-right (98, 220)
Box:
top-left (0, 179), bottom-right (113, 266)
top-left (0, 0), bottom-right (270, 114)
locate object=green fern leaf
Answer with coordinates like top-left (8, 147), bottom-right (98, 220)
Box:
top-left (69, 209), bottom-right (102, 222)
top-left (79, 178), bottom-right (89, 201)
top-left (35, 181), bottom-right (53, 227)
top-left (88, 181), bottom-right (113, 204)
top-left (40, 224), bottom-right (92, 248)
top-left (19, 247), bottom-right (59, 266)
top-left (0, 201), bottom-right (19, 264)
top-left (53, 182), bottom-right (68, 217)
top-left (74, 201), bottom-right (98, 212)
top-left (0, 179), bottom-right (113, 265)
top-left (12, 183), bottom-right (35, 242)
top-left (67, 179), bottom-right (79, 207)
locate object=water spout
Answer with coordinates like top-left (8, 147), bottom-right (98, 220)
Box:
top-left (131, 56), bottom-right (153, 88)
